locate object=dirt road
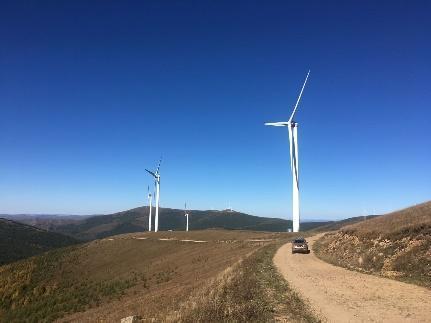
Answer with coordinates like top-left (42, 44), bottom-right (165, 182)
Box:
top-left (274, 234), bottom-right (431, 322)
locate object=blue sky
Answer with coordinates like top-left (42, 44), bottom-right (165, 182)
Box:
top-left (1, 1), bottom-right (430, 219)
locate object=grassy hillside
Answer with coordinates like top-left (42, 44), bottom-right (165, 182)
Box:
top-left (54, 207), bottom-right (328, 240)
top-left (311, 214), bottom-right (381, 232)
top-left (314, 201), bottom-right (431, 288)
top-left (0, 218), bottom-right (78, 266)
top-left (0, 230), bottom-right (317, 322)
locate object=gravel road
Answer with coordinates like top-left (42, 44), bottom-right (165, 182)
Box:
top-left (274, 234), bottom-right (431, 322)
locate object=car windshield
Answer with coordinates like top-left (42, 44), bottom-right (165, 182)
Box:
top-left (294, 239), bottom-right (305, 243)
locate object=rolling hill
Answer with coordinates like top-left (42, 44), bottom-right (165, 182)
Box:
top-left (0, 218), bottom-right (79, 266)
top-left (314, 201), bottom-right (431, 288)
top-left (52, 207), bottom-right (328, 240)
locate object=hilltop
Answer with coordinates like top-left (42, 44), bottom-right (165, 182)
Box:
top-left (314, 201), bottom-right (431, 288)
top-left (0, 218), bottom-right (79, 266)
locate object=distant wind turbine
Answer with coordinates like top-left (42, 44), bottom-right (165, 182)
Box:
top-left (265, 70), bottom-right (310, 232)
top-left (145, 158), bottom-right (162, 232)
top-left (184, 202), bottom-right (189, 232)
top-left (147, 185), bottom-right (153, 231)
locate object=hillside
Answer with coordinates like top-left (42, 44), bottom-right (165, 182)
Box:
top-left (311, 214), bottom-right (381, 232)
top-left (314, 201), bottom-right (431, 288)
top-left (52, 207), bottom-right (327, 240)
top-left (0, 218), bottom-right (79, 266)
top-left (0, 230), bottom-right (312, 322)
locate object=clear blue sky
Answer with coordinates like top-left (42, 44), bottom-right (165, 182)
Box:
top-left (1, 1), bottom-right (430, 219)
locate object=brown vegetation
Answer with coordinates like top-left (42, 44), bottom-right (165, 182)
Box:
top-left (314, 201), bottom-right (431, 288)
top-left (1, 230), bottom-right (316, 322)
top-left (173, 242), bottom-right (319, 323)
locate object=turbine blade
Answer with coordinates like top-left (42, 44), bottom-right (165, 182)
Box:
top-left (156, 158), bottom-right (162, 174)
top-left (288, 70), bottom-right (310, 122)
top-left (145, 169), bottom-right (156, 177)
top-left (264, 122), bottom-right (290, 127)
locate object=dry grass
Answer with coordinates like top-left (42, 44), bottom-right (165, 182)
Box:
top-left (314, 201), bottom-right (431, 288)
top-left (168, 242), bottom-right (319, 323)
top-left (343, 201), bottom-right (431, 239)
top-left (1, 230), bottom-right (298, 322)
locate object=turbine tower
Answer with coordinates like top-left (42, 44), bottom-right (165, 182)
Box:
top-left (184, 202), bottom-right (189, 232)
top-left (145, 159), bottom-right (161, 232)
top-left (265, 70), bottom-right (310, 232)
top-left (147, 185), bottom-right (153, 232)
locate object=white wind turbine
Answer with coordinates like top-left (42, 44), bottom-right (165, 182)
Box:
top-left (147, 185), bottom-right (153, 232)
top-left (265, 70), bottom-right (310, 232)
top-left (145, 159), bottom-right (161, 232)
top-left (184, 202), bottom-right (189, 232)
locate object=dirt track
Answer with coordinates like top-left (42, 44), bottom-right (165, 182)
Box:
top-left (274, 234), bottom-right (431, 322)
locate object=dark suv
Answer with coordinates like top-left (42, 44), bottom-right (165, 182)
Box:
top-left (291, 237), bottom-right (309, 254)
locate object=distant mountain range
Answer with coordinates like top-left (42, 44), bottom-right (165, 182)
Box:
top-left (2, 206), bottom-right (385, 243)
top-left (0, 214), bottom-right (90, 231)
top-left (53, 207), bottom-right (332, 240)
top-left (4, 207), bottom-right (332, 241)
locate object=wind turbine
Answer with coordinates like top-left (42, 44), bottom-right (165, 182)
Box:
top-left (145, 159), bottom-right (161, 232)
top-left (184, 202), bottom-right (189, 232)
top-left (265, 70), bottom-right (310, 232)
top-left (147, 185), bottom-right (153, 232)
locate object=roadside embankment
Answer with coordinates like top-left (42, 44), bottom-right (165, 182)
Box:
top-left (314, 201), bottom-right (431, 288)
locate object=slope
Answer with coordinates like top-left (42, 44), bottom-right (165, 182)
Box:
top-left (314, 201), bottom-right (431, 288)
top-left (0, 218), bottom-right (79, 266)
top-left (311, 214), bottom-right (381, 232)
top-left (0, 230), bottom-right (289, 322)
